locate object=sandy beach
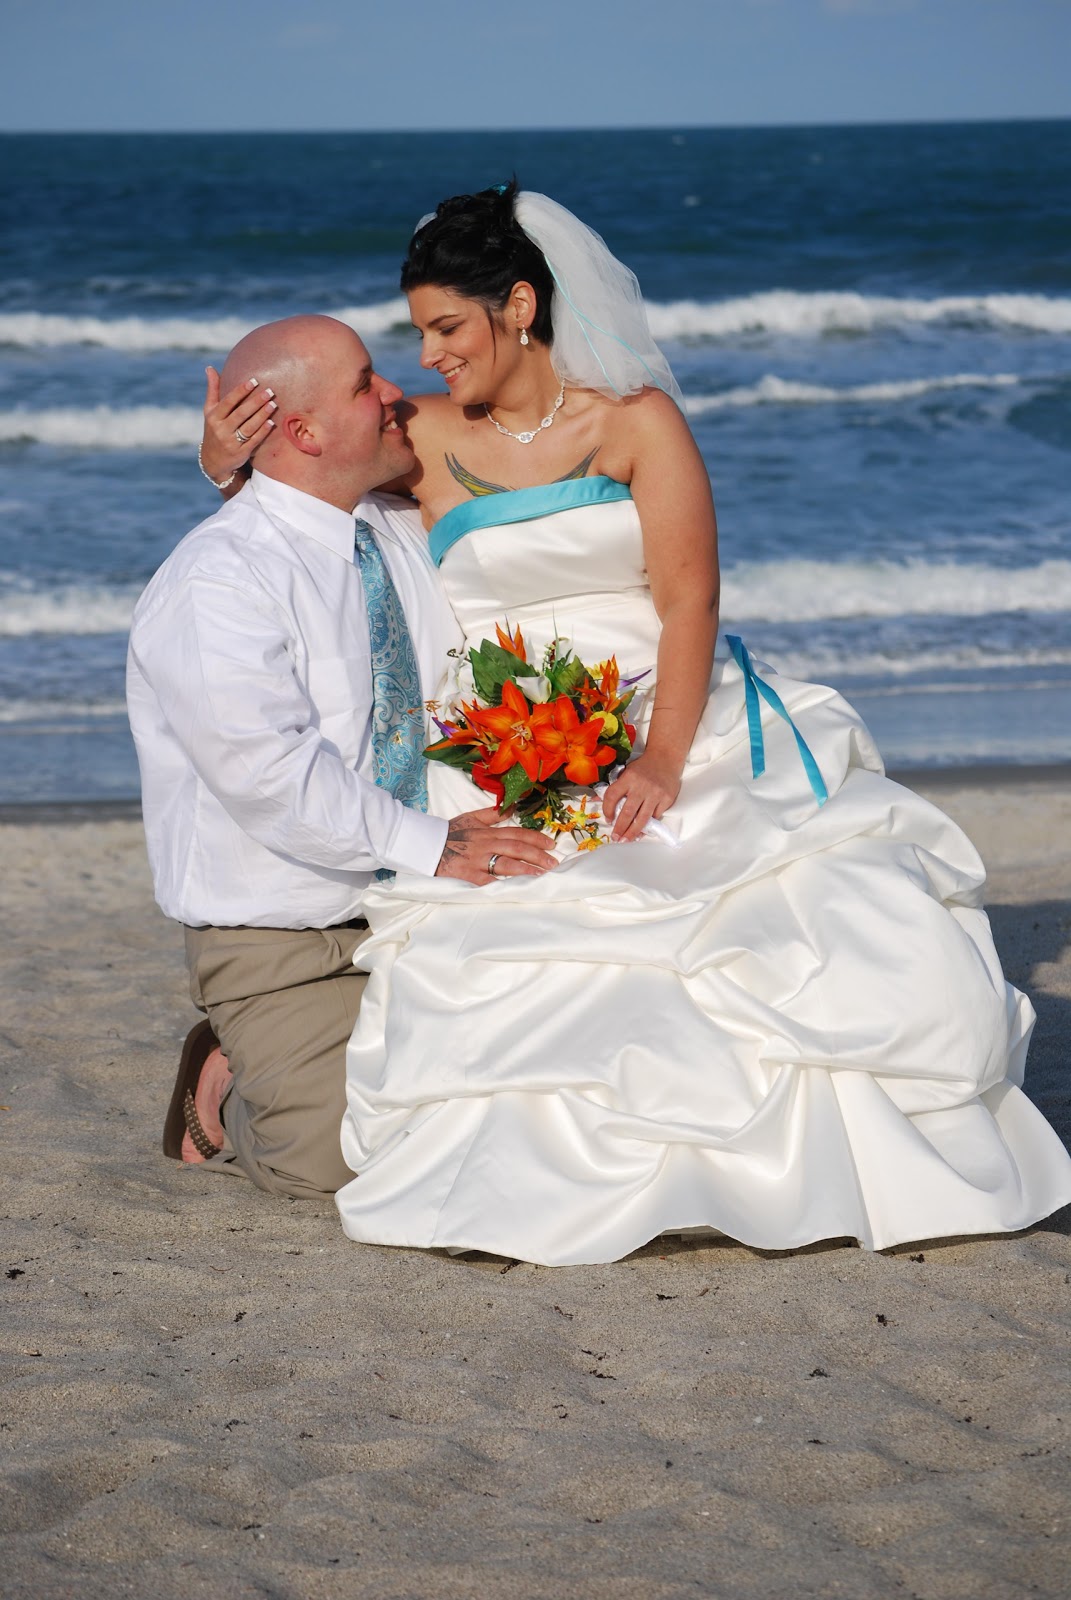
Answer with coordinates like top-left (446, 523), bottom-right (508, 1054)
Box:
top-left (2, 769), bottom-right (1069, 1600)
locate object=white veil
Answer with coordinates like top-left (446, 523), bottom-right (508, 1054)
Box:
top-left (514, 192), bottom-right (682, 405)
top-left (414, 191), bottom-right (682, 405)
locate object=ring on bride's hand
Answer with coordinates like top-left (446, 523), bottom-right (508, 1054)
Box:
top-left (234, 427), bottom-right (250, 444)
top-left (487, 853), bottom-right (500, 877)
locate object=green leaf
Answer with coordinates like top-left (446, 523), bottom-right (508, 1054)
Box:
top-left (548, 655), bottom-right (589, 697)
top-left (501, 761), bottom-right (535, 810)
top-left (469, 641), bottom-right (538, 704)
top-left (424, 743), bottom-right (479, 770)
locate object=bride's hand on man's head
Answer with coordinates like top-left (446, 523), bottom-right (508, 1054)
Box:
top-left (601, 754), bottom-right (681, 843)
top-left (200, 367), bottom-right (277, 490)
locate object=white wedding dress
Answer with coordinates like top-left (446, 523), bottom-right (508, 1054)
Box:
top-left (336, 478), bottom-right (1071, 1266)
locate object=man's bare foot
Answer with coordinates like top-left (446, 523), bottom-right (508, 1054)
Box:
top-left (181, 1047), bottom-right (232, 1163)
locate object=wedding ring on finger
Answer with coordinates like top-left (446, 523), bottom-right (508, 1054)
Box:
top-left (487, 853), bottom-right (500, 877)
top-left (234, 427), bottom-right (250, 445)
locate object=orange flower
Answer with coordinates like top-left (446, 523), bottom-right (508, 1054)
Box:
top-left (466, 680), bottom-right (553, 783)
top-left (471, 761), bottom-right (506, 804)
top-left (495, 621), bottom-right (527, 660)
top-left (538, 696), bottom-right (617, 785)
top-left (596, 656), bottom-right (621, 705)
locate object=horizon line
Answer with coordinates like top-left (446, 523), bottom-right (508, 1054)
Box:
top-left (1, 113), bottom-right (1069, 137)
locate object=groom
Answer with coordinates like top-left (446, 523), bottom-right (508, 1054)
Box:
top-left (127, 315), bottom-right (554, 1200)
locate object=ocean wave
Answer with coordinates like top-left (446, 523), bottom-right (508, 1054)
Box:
top-left (0, 584), bottom-right (140, 637)
top-left (0, 299), bottom-right (410, 352)
top-left (722, 557), bottom-right (1071, 622)
top-left (647, 291), bottom-right (1071, 341)
top-left (4, 289), bottom-right (1071, 352)
top-left (0, 697), bottom-right (128, 724)
top-left (0, 372), bottom-right (1031, 450)
top-left (4, 555), bottom-right (1069, 642)
top-left (766, 647), bottom-right (1071, 681)
top-left (686, 372), bottom-right (1022, 414)
top-left (0, 405), bottom-right (204, 448)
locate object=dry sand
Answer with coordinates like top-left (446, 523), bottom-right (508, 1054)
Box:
top-left (2, 772), bottom-right (1069, 1600)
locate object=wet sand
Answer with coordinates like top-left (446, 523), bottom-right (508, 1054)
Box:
top-left (1, 770), bottom-right (1069, 1599)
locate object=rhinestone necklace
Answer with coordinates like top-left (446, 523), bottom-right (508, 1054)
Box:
top-left (484, 380), bottom-right (565, 444)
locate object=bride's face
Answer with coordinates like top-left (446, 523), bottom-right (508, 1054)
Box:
top-left (408, 284), bottom-right (517, 406)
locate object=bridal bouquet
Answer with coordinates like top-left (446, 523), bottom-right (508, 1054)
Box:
top-left (424, 624), bottom-right (643, 846)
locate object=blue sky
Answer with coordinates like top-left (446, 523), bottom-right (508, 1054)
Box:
top-left (2, 0), bottom-right (1068, 131)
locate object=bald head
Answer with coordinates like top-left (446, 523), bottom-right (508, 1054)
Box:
top-left (219, 314), bottom-right (412, 511)
top-left (221, 314), bottom-right (353, 415)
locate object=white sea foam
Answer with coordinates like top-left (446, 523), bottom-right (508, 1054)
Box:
top-left (721, 557), bottom-right (1071, 622)
top-left (3, 290), bottom-right (1070, 351)
top-left (0, 299), bottom-right (411, 352)
top-left (4, 556), bottom-right (1068, 642)
top-left (765, 646), bottom-right (1071, 682)
top-left (685, 372), bottom-right (1021, 414)
top-left (647, 291), bottom-right (1071, 341)
top-left (0, 697), bottom-right (128, 724)
top-left (0, 370), bottom-right (1029, 450)
top-left (0, 405), bottom-right (204, 448)
top-left (0, 584), bottom-right (139, 636)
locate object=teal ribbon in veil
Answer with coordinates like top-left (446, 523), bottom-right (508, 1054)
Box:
top-left (726, 636), bottom-right (828, 807)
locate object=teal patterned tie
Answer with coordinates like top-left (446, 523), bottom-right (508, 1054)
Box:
top-left (353, 518), bottom-right (428, 878)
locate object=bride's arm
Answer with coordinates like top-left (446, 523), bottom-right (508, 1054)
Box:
top-left (601, 390), bottom-right (720, 842)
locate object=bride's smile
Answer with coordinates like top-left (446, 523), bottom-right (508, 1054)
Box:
top-left (408, 281), bottom-right (560, 424)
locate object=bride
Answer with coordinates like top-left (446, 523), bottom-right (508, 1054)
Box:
top-left (201, 181), bottom-right (1071, 1266)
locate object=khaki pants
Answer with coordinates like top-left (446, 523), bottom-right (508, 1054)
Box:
top-left (184, 922), bottom-right (370, 1199)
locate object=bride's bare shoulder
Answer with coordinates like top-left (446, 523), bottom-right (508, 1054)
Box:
top-left (578, 385), bottom-right (683, 427)
top-left (397, 392), bottom-right (461, 441)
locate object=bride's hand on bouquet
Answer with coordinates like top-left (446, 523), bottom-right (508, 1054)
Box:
top-left (200, 367), bottom-right (277, 489)
top-left (602, 754), bottom-right (681, 842)
top-left (435, 805), bottom-right (558, 885)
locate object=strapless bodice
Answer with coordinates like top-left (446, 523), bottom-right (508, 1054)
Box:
top-left (430, 479), bottom-right (662, 670)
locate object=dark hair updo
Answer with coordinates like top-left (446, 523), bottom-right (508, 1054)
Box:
top-left (400, 179), bottom-right (555, 345)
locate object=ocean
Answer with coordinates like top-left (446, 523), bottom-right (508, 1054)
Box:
top-left (1, 122), bottom-right (1069, 803)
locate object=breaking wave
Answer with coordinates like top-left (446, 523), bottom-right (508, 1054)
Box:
top-left (4, 290), bottom-right (1070, 352)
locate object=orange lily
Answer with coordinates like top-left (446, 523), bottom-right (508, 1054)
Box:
top-left (538, 696), bottom-right (617, 785)
top-left (466, 680), bottom-right (554, 783)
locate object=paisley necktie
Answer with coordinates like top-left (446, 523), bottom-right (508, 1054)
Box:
top-left (353, 518), bottom-right (428, 877)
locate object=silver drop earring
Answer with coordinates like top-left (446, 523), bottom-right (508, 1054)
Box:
top-left (519, 327), bottom-right (529, 346)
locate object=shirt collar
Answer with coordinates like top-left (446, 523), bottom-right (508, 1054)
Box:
top-left (250, 470), bottom-right (356, 561)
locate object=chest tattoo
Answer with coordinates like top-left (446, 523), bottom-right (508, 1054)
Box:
top-left (445, 447), bottom-right (600, 498)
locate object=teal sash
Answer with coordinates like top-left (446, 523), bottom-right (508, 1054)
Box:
top-left (429, 476), bottom-right (634, 566)
top-left (726, 635), bottom-right (828, 807)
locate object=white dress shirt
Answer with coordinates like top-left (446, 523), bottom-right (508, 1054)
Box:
top-left (127, 472), bottom-right (461, 928)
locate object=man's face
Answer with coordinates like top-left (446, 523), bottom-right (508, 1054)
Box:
top-left (312, 327), bottom-right (414, 501)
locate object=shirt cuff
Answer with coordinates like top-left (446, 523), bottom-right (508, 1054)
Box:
top-left (382, 807), bottom-right (449, 878)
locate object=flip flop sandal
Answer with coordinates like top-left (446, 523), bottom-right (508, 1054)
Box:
top-left (163, 1018), bottom-right (223, 1160)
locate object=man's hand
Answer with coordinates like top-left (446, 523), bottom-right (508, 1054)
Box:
top-left (435, 806), bottom-right (557, 884)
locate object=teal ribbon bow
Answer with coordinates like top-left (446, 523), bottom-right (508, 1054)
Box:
top-left (725, 635), bottom-right (828, 807)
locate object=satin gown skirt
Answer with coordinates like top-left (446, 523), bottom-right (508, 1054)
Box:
top-left (336, 482), bottom-right (1071, 1267)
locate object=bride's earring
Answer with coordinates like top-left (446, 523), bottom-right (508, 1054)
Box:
top-left (519, 327), bottom-right (529, 346)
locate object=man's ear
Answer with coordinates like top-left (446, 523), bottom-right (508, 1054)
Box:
top-left (281, 413), bottom-right (323, 457)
